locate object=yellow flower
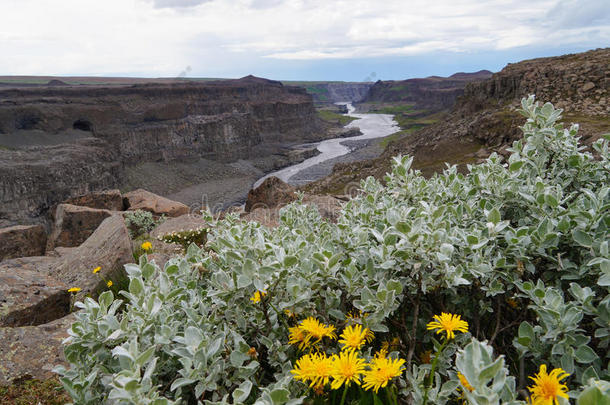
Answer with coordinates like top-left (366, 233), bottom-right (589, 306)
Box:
top-left (92, 266), bottom-right (101, 274)
top-left (67, 287), bottom-right (81, 293)
top-left (458, 372), bottom-right (475, 392)
top-left (338, 324), bottom-right (369, 350)
top-left (288, 326), bottom-right (309, 350)
top-left (299, 317), bottom-right (337, 343)
top-left (426, 312), bottom-right (469, 340)
top-left (107, 280), bottom-right (113, 287)
top-left (527, 364), bottom-right (569, 405)
top-left (141, 241), bottom-right (152, 251)
top-left (362, 355), bottom-right (406, 393)
top-left (330, 349), bottom-right (366, 390)
top-left (247, 347), bottom-right (257, 359)
top-left (291, 352), bottom-right (334, 388)
top-left (250, 290), bottom-right (266, 304)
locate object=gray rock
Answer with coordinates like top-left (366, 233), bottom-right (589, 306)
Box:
top-left (47, 204), bottom-right (112, 249)
top-left (124, 189), bottom-right (189, 218)
top-left (63, 188), bottom-right (124, 211)
top-left (0, 314), bottom-right (75, 384)
top-left (0, 224), bottom-right (47, 261)
top-left (0, 256), bottom-right (69, 327)
top-left (47, 214), bottom-right (133, 299)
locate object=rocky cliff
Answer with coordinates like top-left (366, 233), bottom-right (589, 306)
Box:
top-left (284, 81), bottom-right (372, 104)
top-left (360, 70), bottom-right (493, 111)
top-left (305, 48), bottom-right (609, 194)
top-left (0, 76), bottom-right (325, 225)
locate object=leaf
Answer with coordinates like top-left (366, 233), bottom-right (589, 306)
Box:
top-left (487, 208), bottom-right (501, 225)
top-left (129, 277), bottom-right (144, 296)
top-left (575, 345), bottom-right (598, 363)
top-left (232, 380), bottom-right (253, 403)
top-left (170, 378), bottom-right (196, 391)
top-left (284, 255), bottom-right (298, 267)
top-left (572, 229), bottom-right (593, 248)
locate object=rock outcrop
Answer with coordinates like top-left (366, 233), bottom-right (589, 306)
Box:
top-left (0, 224), bottom-right (47, 261)
top-left (0, 257), bottom-right (69, 327)
top-left (245, 176), bottom-right (297, 212)
top-left (62, 189), bottom-right (124, 211)
top-left (0, 76), bottom-right (324, 225)
top-left (124, 189), bottom-right (190, 217)
top-left (360, 70), bottom-right (493, 112)
top-left (0, 314), bottom-right (75, 384)
top-left (47, 204), bottom-right (113, 249)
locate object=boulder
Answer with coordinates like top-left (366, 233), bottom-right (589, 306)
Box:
top-left (124, 189), bottom-right (189, 217)
top-left (245, 177), bottom-right (297, 212)
top-left (47, 204), bottom-right (113, 249)
top-left (0, 257), bottom-right (69, 327)
top-left (0, 225), bottom-right (47, 261)
top-left (63, 189), bottom-right (124, 211)
top-left (150, 213), bottom-right (209, 239)
top-left (0, 314), bottom-right (75, 384)
top-left (47, 214), bottom-right (133, 299)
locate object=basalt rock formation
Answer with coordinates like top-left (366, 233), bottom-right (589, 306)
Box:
top-left (0, 76), bottom-right (325, 225)
top-left (305, 48), bottom-right (609, 193)
top-left (286, 82), bottom-right (373, 104)
top-left (360, 70), bottom-right (493, 111)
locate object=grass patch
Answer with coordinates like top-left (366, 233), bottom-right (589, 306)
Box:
top-left (317, 110), bottom-right (358, 126)
top-left (0, 378), bottom-right (70, 405)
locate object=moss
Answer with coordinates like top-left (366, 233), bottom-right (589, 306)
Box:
top-left (0, 377), bottom-right (70, 405)
top-left (316, 110), bottom-right (358, 126)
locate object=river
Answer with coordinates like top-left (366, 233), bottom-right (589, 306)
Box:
top-left (253, 102), bottom-right (400, 188)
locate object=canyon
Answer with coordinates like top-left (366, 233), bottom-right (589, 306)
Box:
top-left (305, 48), bottom-right (610, 194)
top-left (0, 76), bottom-right (339, 226)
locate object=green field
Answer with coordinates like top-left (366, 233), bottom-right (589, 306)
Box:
top-left (317, 109), bottom-right (358, 126)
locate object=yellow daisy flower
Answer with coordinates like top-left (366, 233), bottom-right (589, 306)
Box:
top-left (338, 324), bottom-right (370, 350)
top-left (362, 355), bottom-right (406, 393)
top-left (426, 312), bottom-right (469, 340)
top-left (299, 317), bottom-right (337, 343)
top-left (107, 280), bottom-right (113, 287)
top-left (141, 241), bottom-right (152, 251)
top-left (330, 349), bottom-right (366, 390)
top-left (67, 287), bottom-right (81, 293)
top-left (250, 290), bottom-right (266, 304)
top-left (291, 352), bottom-right (334, 388)
top-left (92, 266), bottom-right (101, 274)
top-left (528, 364), bottom-right (569, 405)
top-left (288, 326), bottom-right (309, 350)
top-left (457, 372), bottom-right (475, 392)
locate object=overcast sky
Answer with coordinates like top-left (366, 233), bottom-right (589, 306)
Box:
top-left (0, 0), bottom-right (608, 81)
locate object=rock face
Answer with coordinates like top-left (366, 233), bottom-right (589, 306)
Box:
top-left (0, 257), bottom-right (69, 327)
top-left (0, 76), bottom-right (324, 225)
top-left (124, 189), bottom-right (190, 217)
top-left (47, 204), bottom-right (113, 249)
top-left (361, 70), bottom-right (493, 111)
top-left (0, 314), bottom-right (75, 384)
top-left (305, 48), bottom-right (609, 193)
top-left (47, 214), bottom-right (133, 298)
top-left (292, 82), bottom-right (373, 104)
top-left (63, 189), bottom-right (123, 211)
top-left (245, 176), bottom-right (297, 212)
top-left (0, 224), bottom-right (47, 261)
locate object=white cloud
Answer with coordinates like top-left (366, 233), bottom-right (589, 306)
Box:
top-left (0, 0), bottom-right (607, 76)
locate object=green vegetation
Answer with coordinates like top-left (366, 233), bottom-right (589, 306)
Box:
top-left (0, 378), bottom-right (70, 405)
top-left (158, 227), bottom-right (208, 251)
top-left (56, 97), bottom-right (609, 404)
top-left (317, 109), bottom-right (358, 126)
top-left (124, 210), bottom-right (165, 239)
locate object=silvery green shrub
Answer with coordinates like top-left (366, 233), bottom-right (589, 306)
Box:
top-left (56, 96), bottom-right (609, 404)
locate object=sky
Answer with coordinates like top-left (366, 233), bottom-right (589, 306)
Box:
top-left (0, 0), bottom-right (608, 81)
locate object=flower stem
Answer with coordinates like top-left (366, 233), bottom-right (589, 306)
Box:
top-left (422, 338), bottom-right (449, 405)
top-left (339, 383), bottom-right (348, 405)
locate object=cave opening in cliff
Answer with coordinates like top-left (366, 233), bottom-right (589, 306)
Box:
top-left (73, 119), bottom-right (93, 132)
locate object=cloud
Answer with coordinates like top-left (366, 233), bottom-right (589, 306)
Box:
top-left (151, 0), bottom-right (212, 8)
top-left (0, 0), bottom-right (607, 78)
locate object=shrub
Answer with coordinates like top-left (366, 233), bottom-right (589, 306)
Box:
top-left (158, 228), bottom-right (208, 251)
top-left (124, 210), bottom-right (163, 239)
top-left (55, 97), bottom-right (609, 404)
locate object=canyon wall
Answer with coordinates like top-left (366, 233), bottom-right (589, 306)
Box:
top-left (0, 76), bottom-right (324, 225)
top-left (305, 48), bottom-right (609, 193)
top-left (285, 82), bottom-right (373, 104)
top-left (360, 70), bottom-right (493, 111)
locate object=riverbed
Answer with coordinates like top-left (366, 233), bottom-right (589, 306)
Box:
top-left (253, 103), bottom-right (400, 187)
